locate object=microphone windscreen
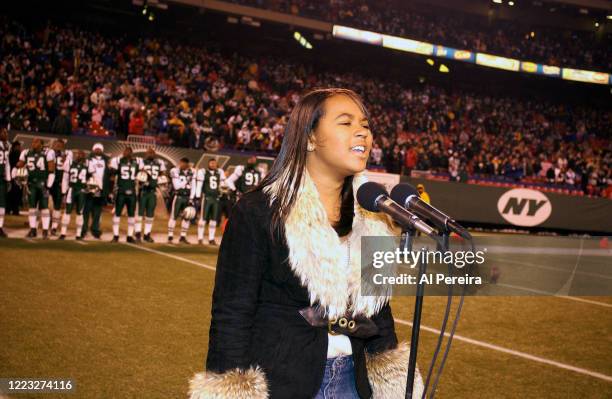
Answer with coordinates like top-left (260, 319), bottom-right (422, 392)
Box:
top-left (390, 183), bottom-right (419, 205)
top-left (356, 181), bottom-right (388, 212)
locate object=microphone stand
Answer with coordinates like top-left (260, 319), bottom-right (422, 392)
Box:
top-left (404, 229), bottom-right (450, 399)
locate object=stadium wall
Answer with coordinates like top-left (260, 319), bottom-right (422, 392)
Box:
top-left (401, 176), bottom-right (612, 235)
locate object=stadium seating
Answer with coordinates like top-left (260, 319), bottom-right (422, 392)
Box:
top-left (0, 14), bottom-right (609, 198)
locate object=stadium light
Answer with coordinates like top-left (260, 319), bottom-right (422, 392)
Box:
top-left (508, 1), bottom-right (514, 5)
top-left (294, 31), bottom-right (313, 50)
top-left (492, 0), bottom-right (502, 4)
top-left (607, 15), bottom-right (612, 20)
top-left (595, 22), bottom-right (600, 27)
top-left (439, 64), bottom-right (449, 73)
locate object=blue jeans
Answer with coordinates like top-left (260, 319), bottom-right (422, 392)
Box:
top-left (314, 355), bottom-right (360, 399)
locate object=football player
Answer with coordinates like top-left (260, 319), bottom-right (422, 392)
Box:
top-left (0, 128), bottom-right (10, 238)
top-left (50, 139), bottom-right (71, 235)
top-left (17, 138), bottom-right (56, 239)
top-left (109, 146), bottom-right (143, 243)
top-left (83, 143), bottom-right (110, 239)
top-left (59, 150), bottom-right (89, 240)
top-left (195, 158), bottom-right (227, 245)
top-left (168, 157), bottom-right (196, 244)
top-left (135, 148), bottom-right (166, 243)
top-left (230, 156), bottom-right (262, 196)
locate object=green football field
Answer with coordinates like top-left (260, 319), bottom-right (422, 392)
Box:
top-left (0, 214), bottom-right (611, 398)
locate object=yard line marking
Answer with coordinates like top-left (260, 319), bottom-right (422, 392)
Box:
top-left (123, 242), bottom-right (216, 271)
top-left (398, 264), bottom-right (612, 309)
top-left (23, 238), bottom-right (36, 243)
top-left (119, 243), bottom-right (612, 382)
top-left (492, 256), bottom-right (612, 281)
top-left (557, 237), bottom-right (585, 296)
top-left (496, 283), bottom-right (612, 308)
top-left (74, 240), bottom-right (88, 245)
top-left (394, 318), bottom-right (612, 383)
top-left (484, 245), bottom-right (611, 257)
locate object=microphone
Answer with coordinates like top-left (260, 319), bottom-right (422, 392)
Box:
top-left (356, 182), bottom-right (438, 240)
top-left (390, 183), bottom-right (472, 240)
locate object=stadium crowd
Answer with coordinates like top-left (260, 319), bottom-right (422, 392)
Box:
top-left (0, 17), bottom-right (610, 198)
top-left (232, 0), bottom-right (612, 71)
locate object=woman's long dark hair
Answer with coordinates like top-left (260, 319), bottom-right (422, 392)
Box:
top-left (254, 88), bottom-right (373, 240)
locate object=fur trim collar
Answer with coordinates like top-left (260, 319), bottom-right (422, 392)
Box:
top-left (189, 366), bottom-right (268, 399)
top-left (365, 341), bottom-right (425, 398)
top-left (264, 169), bottom-right (395, 318)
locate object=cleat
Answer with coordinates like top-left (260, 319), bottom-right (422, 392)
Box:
top-left (42, 230), bottom-right (49, 240)
top-left (0, 228), bottom-right (6, 238)
top-left (143, 234), bottom-right (154, 243)
top-left (179, 236), bottom-right (190, 245)
top-left (198, 239), bottom-right (203, 245)
top-left (76, 235), bottom-right (83, 241)
top-left (27, 228), bottom-right (37, 238)
top-left (58, 235), bottom-right (66, 240)
top-left (93, 231), bottom-right (101, 239)
top-left (208, 239), bottom-right (217, 246)
top-left (111, 236), bottom-right (119, 243)
top-left (167, 236), bottom-right (173, 244)
top-left (127, 236), bottom-right (136, 244)
top-left (135, 232), bottom-right (141, 240)
top-left (51, 228), bottom-right (57, 236)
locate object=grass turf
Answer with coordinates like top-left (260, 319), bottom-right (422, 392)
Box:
top-left (0, 229), bottom-right (611, 398)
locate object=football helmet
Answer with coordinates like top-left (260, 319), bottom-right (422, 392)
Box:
top-left (87, 177), bottom-right (101, 194)
top-left (13, 167), bottom-right (28, 186)
top-left (182, 205), bottom-right (197, 220)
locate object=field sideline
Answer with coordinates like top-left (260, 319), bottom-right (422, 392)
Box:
top-left (0, 214), bottom-right (611, 398)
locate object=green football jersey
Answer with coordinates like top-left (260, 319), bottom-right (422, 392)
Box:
top-left (142, 158), bottom-right (166, 190)
top-left (68, 160), bottom-right (89, 192)
top-left (111, 157), bottom-right (141, 194)
top-left (53, 149), bottom-right (69, 183)
top-left (203, 169), bottom-right (221, 198)
top-left (237, 167), bottom-right (261, 193)
top-left (21, 148), bottom-right (54, 184)
top-left (0, 141), bottom-right (9, 179)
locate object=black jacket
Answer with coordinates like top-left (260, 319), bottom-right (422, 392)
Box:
top-left (188, 171), bottom-right (424, 399)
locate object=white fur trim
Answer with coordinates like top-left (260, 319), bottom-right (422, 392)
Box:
top-left (264, 169), bottom-right (395, 318)
top-left (188, 366), bottom-right (269, 399)
top-left (365, 341), bottom-right (425, 399)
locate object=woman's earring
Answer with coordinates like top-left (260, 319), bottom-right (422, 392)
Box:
top-left (307, 142), bottom-right (315, 152)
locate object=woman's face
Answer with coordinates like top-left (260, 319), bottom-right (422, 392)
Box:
top-left (309, 94), bottom-right (372, 177)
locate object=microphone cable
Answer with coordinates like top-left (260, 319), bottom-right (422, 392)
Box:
top-left (426, 237), bottom-right (476, 398)
top-left (420, 237), bottom-right (454, 398)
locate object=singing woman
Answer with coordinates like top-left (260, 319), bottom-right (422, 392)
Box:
top-left (188, 88), bottom-right (424, 398)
